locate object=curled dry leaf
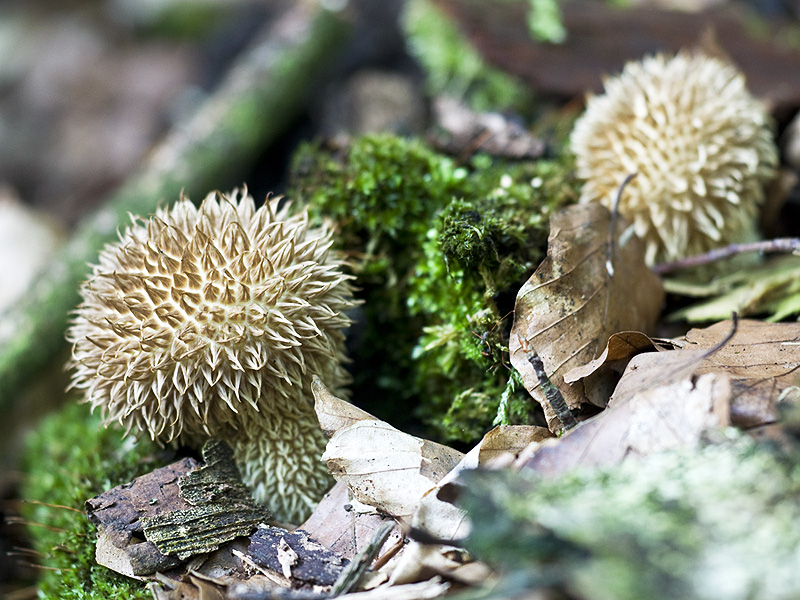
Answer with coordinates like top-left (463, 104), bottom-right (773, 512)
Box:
top-left (682, 319), bottom-right (800, 427)
top-left (392, 426), bottom-right (550, 587)
top-left (563, 330), bottom-right (664, 384)
top-left (517, 348), bottom-right (731, 477)
top-left (510, 203), bottom-right (664, 431)
top-left (412, 425), bottom-right (552, 541)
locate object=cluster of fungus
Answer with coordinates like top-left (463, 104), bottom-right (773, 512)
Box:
top-left (67, 190), bottom-right (355, 523)
top-left (570, 51), bottom-right (778, 266)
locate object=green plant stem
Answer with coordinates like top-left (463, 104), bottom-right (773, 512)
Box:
top-left (0, 1), bottom-right (349, 414)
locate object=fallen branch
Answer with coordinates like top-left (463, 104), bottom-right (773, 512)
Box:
top-left (0, 2), bottom-right (349, 413)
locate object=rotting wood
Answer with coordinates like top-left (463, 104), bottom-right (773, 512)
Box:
top-left (86, 457), bottom-right (199, 577)
top-left (141, 441), bottom-right (272, 560)
top-left (247, 525), bottom-right (349, 588)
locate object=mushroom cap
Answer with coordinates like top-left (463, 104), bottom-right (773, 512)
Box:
top-left (67, 191), bottom-right (355, 521)
top-left (570, 51), bottom-right (778, 266)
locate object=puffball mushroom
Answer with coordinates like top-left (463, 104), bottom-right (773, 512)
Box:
top-left (570, 51), bottom-right (778, 266)
top-left (67, 190), bottom-right (356, 523)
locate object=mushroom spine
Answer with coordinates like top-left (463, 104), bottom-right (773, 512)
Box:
top-left (67, 190), bottom-right (356, 522)
top-left (570, 51), bottom-right (778, 266)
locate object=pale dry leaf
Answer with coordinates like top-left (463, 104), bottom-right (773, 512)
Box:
top-left (682, 319), bottom-right (800, 427)
top-left (388, 543), bottom-right (475, 586)
top-left (387, 428), bottom-right (551, 589)
top-left (517, 349), bottom-right (731, 477)
top-left (321, 420), bottom-right (463, 519)
top-left (412, 426), bottom-right (553, 545)
top-left (300, 481), bottom-right (404, 562)
top-left (313, 375), bottom-right (378, 437)
top-left (510, 203), bottom-right (664, 431)
top-left (475, 425), bottom-right (554, 465)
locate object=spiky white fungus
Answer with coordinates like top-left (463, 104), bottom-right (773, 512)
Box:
top-left (570, 51), bottom-right (778, 266)
top-left (67, 190), bottom-right (355, 522)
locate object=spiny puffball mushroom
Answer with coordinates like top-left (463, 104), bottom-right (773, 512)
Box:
top-left (570, 51), bottom-right (778, 266)
top-left (67, 190), bottom-right (355, 522)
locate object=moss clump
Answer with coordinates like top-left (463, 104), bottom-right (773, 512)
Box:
top-left (461, 433), bottom-right (800, 599)
top-left (290, 133), bottom-right (577, 442)
top-left (21, 402), bottom-right (171, 599)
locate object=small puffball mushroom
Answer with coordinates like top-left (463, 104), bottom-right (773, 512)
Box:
top-left (570, 51), bottom-right (778, 266)
top-left (67, 190), bottom-right (356, 523)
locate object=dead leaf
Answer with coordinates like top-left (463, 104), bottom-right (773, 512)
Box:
top-left (321, 420), bottom-right (464, 519)
top-left (563, 331), bottom-right (663, 384)
top-left (227, 577), bottom-right (451, 600)
top-left (313, 375), bottom-right (378, 437)
top-left (411, 425), bottom-right (553, 547)
top-left (300, 481), bottom-right (404, 562)
top-left (510, 203), bottom-right (664, 431)
top-left (682, 319), bottom-right (800, 427)
top-left (517, 348), bottom-right (731, 477)
top-left (474, 425), bottom-right (554, 465)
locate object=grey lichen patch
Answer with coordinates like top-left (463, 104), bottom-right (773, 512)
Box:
top-left (178, 439), bottom-right (254, 505)
top-left (141, 441), bottom-right (271, 560)
top-left (461, 432), bottom-right (800, 600)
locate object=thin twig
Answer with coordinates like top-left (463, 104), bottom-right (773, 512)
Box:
top-left (371, 535), bottom-right (405, 571)
top-left (527, 350), bottom-right (578, 431)
top-left (653, 238), bottom-right (800, 275)
top-left (330, 522), bottom-right (395, 597)
top-left (22, 499), bottom-right (84, 513)
top-left (606, 172), bottom-right (637, 277)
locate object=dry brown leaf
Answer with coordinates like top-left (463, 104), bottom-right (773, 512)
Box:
top-left (517, 348), bottom-right (731, 477)
top-left (563, 331), bottom-right (661, 384)
top-left (682, 319), bottom-right (800, 427)
top-left (510, 203), bottom-right (664, 430)
top-left (300, 481), bottom-right (404, 562)
top-left (475, 425), bottom-right (554, 465)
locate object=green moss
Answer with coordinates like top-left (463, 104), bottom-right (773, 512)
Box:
top-left (21, 401), bottom-right (172, 599)
top-left (461, 432), bottom-right (800, 599)
top-left (526, 0), bottom-right (566, 44)
top-left (402, 0), bottom-right (532, 114)
top-left (290, 133), bottom-right (577, 442)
